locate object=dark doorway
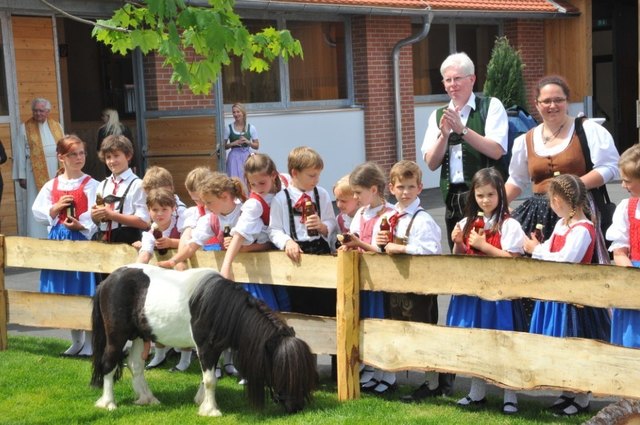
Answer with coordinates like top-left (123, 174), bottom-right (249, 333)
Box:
top-left (592, 0), bottom-right (638, 153)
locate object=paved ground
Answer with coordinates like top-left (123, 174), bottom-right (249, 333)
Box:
top-left (5, 180), bottom-right (628, 410)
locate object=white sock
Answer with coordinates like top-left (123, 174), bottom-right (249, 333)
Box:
top-left (147, 346), bottom-right (168, 367)
top-left (503, 390), bottom-right (518, 413)
top-left (63, 330), bottom-right (84, 355)
top-left (379, 371), bottom-right (396, 385)
top-left (468, 378), bottom-right (486, 401)
top-left (77, 331), bottom-right (93, 356)
top-left (174, 349), bottom-right (192, 371)
top-left (425, 371), bottom-right (439, 390)
top-left (360, 365), bottom-right (375, 384)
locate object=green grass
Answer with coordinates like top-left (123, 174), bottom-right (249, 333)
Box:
top-left (0, 336), bottom-right (593, 424)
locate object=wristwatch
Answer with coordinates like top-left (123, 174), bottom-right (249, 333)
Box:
top-left (461, 127), bottom-right (469, 137)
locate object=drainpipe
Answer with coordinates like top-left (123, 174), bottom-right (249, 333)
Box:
top-left (392, 13), bottom-right (433, 161)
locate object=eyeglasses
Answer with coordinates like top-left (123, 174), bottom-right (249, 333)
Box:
top-left (536, 97), bottom-right (567, 106)
top-left (65, 151), bottom-right (86, 159)
top-left (32, 109), bottom-right (49, 113)
top-left (442, 75), bottom-right (472, 85)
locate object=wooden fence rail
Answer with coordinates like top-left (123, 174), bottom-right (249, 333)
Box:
top-left (2, 235), bottom-right (640, 402)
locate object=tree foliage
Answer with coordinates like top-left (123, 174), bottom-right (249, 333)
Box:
top-left (92, 0), bottom-right (303, 94)
top-left (483, 36), bottom-right (527, 109)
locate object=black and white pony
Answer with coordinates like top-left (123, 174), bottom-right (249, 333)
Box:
top-left (90, 264), bottom-right (317, 417)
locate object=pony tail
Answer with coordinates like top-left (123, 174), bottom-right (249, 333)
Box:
top-left (56, 166), bottom-right (65, 176)
top-left (232, 177), bottom-right (248, 202)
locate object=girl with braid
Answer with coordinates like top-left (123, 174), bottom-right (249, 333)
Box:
top-left (524, 173), bottom-right (611, 416)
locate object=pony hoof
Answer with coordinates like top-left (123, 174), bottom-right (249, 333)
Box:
top-left (134, 395), bottom-right (160, 406)
top-left (198, 405), bottom-right (222, 417)
top-left (95, 398), bottom-right (117, 411)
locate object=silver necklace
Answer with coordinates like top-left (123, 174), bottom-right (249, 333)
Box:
top-left (542, 120), bottom-right (566, 144)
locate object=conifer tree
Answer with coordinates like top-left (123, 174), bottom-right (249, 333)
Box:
top-left (483, 36), bottom-right (527, 109)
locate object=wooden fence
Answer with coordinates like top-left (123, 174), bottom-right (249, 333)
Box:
top-left (1, 234), bottom-right (640, 402)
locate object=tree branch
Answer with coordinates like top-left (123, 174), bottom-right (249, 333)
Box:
top-left (38, 0), bottom-right (131, 33)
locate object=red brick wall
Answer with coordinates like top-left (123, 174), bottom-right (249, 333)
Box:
top-left (504, 19), bottom-right (545, 119)
top-left (352, 16), bottom-right (416, 172)
top-left (143, 52), bottom-right (214, 111)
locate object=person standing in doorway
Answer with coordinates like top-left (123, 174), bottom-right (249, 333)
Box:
top-left (224, 103), bottom-right (259, 183)
top-left (13, 98), bottom-right (64, 238)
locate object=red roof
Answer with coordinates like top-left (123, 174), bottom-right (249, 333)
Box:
top-left (261, 0), bottom-right (579, 14)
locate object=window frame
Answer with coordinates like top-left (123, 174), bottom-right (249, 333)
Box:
top-left (413, 18), bottom-right (503, 104)
top-left (223, 12), bottom-right (353, 112)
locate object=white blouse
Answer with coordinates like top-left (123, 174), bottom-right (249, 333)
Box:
top-left (457, 215), bottom-right (525, 254)
top-left (32, 174), bottom-right (99, 240)
top-left (606, 198), bottom-right (639, 252)
top-left (231, 193), bottom-right (274, 245)
top-left (532, 219), bottom-right (594, 263)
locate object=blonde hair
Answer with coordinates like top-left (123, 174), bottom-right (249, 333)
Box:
top-left (102, 108), bottom-right (125, 136)
top-left (184, 166), bottom-right (211, 193)
top-left (389, 160), bottom-right (422, 185)
top-left (198, 171), bottom-right (248, 202)
top-left (287, 146), bottom-right (324, 174)
top-left (244, 153), bottom-right (281, 193)
top-left (142, 166), bottom-right (174, 193)
top-left (619, 144), bottom-right (640, 180)
top-left (231, 103), bottom-right (247, 130)
top-left (146, 187), bottom-right (177, 209)
top-left (333, 174), bottom-right (353, 197)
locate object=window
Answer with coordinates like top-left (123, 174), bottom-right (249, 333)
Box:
top-left (222, 18), bottom-right (348, 105)
top-left (222, 19), bottom-right (280, 104)
top-left (287, 21), bottom-right (346, 101)
top-left (412, 22), bottom-right (499, 97)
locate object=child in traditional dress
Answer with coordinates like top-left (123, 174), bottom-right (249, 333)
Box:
top-left (158, 171), bottom-right (248, 379)
top-left (268, 146), bottom-right (337, 316)
top-left (524, 173), bottom-right (611, 416)
top-left (32, 135), bottom-right (99, 357)
top-left (338, 162), bottom-right (394, 395)
top-left (447, 167), bottom-right (525, 414)
top-left (220, 153), bottom-right (290, 311)
top-left (332, 174), bottom-right (359, 249)
top-left (606, 144), bottom-right (640, 348)
top-left (90, 135), bottom-right (148, 245)
top-left (372, 160), bottom-right (443, 399)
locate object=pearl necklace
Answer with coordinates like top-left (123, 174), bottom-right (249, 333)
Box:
top-left (542, 119), bottom-right (567, 144)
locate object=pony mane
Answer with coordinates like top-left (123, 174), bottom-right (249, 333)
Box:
top-left (189, 275), bottom-right (295, 408)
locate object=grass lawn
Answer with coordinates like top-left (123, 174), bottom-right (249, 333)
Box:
top-left (0, 336), bottom-right (594, 424)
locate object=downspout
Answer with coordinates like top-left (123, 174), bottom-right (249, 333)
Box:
top-left (392, 13), bottom-right (432, 161)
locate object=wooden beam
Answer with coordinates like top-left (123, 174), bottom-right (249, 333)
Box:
top-left (361, 319), bottom-right (640, 399)
top-left (359, 254), bottom-right (640, 309)
top-left (336, 250), bottom-right (360, 401)
top-left (7, 290), bottom-right (92, 330)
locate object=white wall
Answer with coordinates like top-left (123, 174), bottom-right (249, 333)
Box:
top-left (415, 104), bottom-right (441, 189)
top-left (239, 108), bottom-right (366, 197)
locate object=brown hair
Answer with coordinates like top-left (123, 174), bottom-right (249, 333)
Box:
top-left (535, 75), bottom-right (571, 101)
top-left (56, 134), bottom-right (86, 176)
top-left (389, 160), bottom-right (422, 186)
top-left (198, 171), bottom-right (248, 202)
top-left (184, 166), bottom-right (211, 193)
top-left (349, 162), bottom-right (386, 196)
top-left (287, 146), bottom-right (324, 174)
top-left (462, 167), bottom-right (509, 238)
top-left (244, 153), bottom-right (281, 193)
top-left (98, 134), bottom-right (133, 162)
top-left (146, 187), bottom-right (177, 209)
top-left (142, 166), bottom-right (174, 193)
top-left (619, 144), bottom-right (640, 180)
top-left (548, 173), bottom-right (588, 224)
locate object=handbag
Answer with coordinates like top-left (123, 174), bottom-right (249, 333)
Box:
top-left (574, 117), bottom-right (617, 238)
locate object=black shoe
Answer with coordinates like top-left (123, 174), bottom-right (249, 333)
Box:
top-left (456, 396), bottom-right (487, 407)
top-left (169, 365), bottom-right (187, 373)
top-left (554, 400), bottom-right (589, 416)
top-left (372, 380), bottom-right (397, 396)
top-left (549, 395), bottom-right (575, 412)
top-left (145, 357), bottom-right (167, 370)
top-left (361, 378), bottom-right (379, 393)
top-left (401, 383), bottom-right (443, 403)
top-left (438, 373), bottom-right (456, 396)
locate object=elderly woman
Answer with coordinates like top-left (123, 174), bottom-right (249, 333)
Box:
top-left (506, 75), bottom-right (619, 265)
top-left (224, 103), bottom-right (259, 182)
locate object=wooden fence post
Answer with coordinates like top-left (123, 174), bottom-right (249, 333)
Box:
top-left (0, 235), bottom-right (7, 351)
top-left (336, 250), bottom-right (360, 401)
